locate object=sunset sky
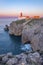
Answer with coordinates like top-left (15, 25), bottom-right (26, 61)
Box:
top-left (0, 0), bottom-right (43, 17)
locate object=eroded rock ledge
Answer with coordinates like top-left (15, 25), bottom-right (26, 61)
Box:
top-left (8, 18), bottom-right (43, 52)
top-left (0, 52), bottom-right (43, 65)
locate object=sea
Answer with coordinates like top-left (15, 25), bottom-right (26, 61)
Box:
top-left (0, 17), bottom-right (32, 55)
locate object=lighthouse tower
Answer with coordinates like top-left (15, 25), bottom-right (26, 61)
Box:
top-left (20, 12), bottom-right (23, 17)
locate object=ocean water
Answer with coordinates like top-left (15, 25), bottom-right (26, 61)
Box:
top-left (0, 17), bottom-right (18, 26)
top-left (0, 18), bottom-right (32, 55)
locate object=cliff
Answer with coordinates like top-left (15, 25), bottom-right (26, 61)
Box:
top-left (9, 19), bottom-right (32, 35)
top-left (22, 18), bottom-right (43, 52)
top-left (9, 19), bottom-right (26, 36)
top-left (9, 18), bottom-right (43, 52)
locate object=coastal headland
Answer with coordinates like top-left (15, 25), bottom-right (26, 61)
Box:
top-left (3, 18), bottom-right (43, 65)
top-left (5, 18), bottom-right (43, 52)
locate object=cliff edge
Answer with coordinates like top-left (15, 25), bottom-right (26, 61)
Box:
top-left (9, 18), bottom-right (43, 52)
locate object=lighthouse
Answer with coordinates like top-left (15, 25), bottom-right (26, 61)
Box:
top-left (20, 12), bottom-right (23, 17)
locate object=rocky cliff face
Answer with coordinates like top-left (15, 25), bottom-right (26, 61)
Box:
top-left (22, 18), bottom-right (43, 52)
top-left (9, 18), bottom-right (43, 52)
top-left (9, 19), bottom-right (26, 36)
top-left (9, 22), bottom-right (23, 36)
top-left (9, 19), bottom-right (31, 36)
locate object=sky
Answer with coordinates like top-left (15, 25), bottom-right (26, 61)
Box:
top-left (0, 0), bottom-right (43, 17)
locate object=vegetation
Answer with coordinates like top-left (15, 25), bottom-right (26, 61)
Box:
top-left (15, 19), bottom-right (26, 24)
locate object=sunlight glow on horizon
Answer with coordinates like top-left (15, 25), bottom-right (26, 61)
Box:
top-left (0, 0), bottom-right (43, 17)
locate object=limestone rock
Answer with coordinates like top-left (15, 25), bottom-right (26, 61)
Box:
top-left (18, 53), bottom-right (27, 65)
top-left (31, 33), bottom-right (43, 52)
top-left (2, 55), bottom-right (9, 63)
top-left (0, 52), bottom-right (42, 65)
top-left (22, 18), bottom-right (43, 52)
top-left (6, 58), bottom-right (18, 65)
top-left (27, 52), bottom-right (41, 65)
top-left (9, 19), bottom-right (26, 35)
top-left (22, 24), bottom-right (40, 43)
top-left (7, 52), bottom-right (13, 58)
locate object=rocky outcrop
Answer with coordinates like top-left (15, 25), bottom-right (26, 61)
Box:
top-left (8, 18), bottom-right (43, 52)
top-left (9, 22), bottom-right (23, 36)
top-left (9, 19), bottom-right (26, 36)
top-left (22, 18), bottom-right (43, 52)
top-left (4, 25), bottom-right (9, 31)
top-left (9, 19), bottom-right (32, 36)
top-left (0, 52), bottom-right (42, 65)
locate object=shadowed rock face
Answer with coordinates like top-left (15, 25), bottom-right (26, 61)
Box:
top-left (4, 25), bottom-right (9, 31)
top-left (22, 18), bottom-right (43, 52)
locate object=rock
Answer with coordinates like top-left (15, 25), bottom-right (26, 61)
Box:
top-left (4, 25), bottom-right (9, 31)
top-left (2, 53), bottom-right (13, 64)
top-left (27, 52), bottom-right (41, 65)
top-left (0, 54), bottom-right (5, 63)
top-left (9, 22), bottom-right (23, 35)
top-left (31, 33), bottom-right (43, 52)
top-left (22, 18), bottom-right (43, 52)
top-left (8, 18), bottom-right (43, 52)
top-left (16, 54), bottom-right (22, 60)
top-left (9, 19), bottom-right (26, 35)
top-left (39, 53), bottom-right (43, 65)
top-left (16, 53), bottom-right (27, 60)
top-left (6, 58), bottom-right (18, 65)
top-left (2, 55), bottom-right (9, 64)
top-left (0, 63), bottom-right (3, 65)
top-left (0, 52), bottom-right (42, 65)
top-left (16, 53), bottom-right (27, 65)
top-left (8, 18), bottom-right (43, 53)
top-left (39, 57), bottom-right (43, 65)
top-left (22, 24), bottom-right (40, 43)
top-left (0, 57), bottom-right (2, 62)
top-left (17, 62), bottom-right (27, 65)
top-left (18, 53), bottom-right (27, 65)
top-left (7, 52), bottom-right (13, 58)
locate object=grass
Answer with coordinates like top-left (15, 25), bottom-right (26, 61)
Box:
top-left (14, 19), bottom-right (26, 24)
